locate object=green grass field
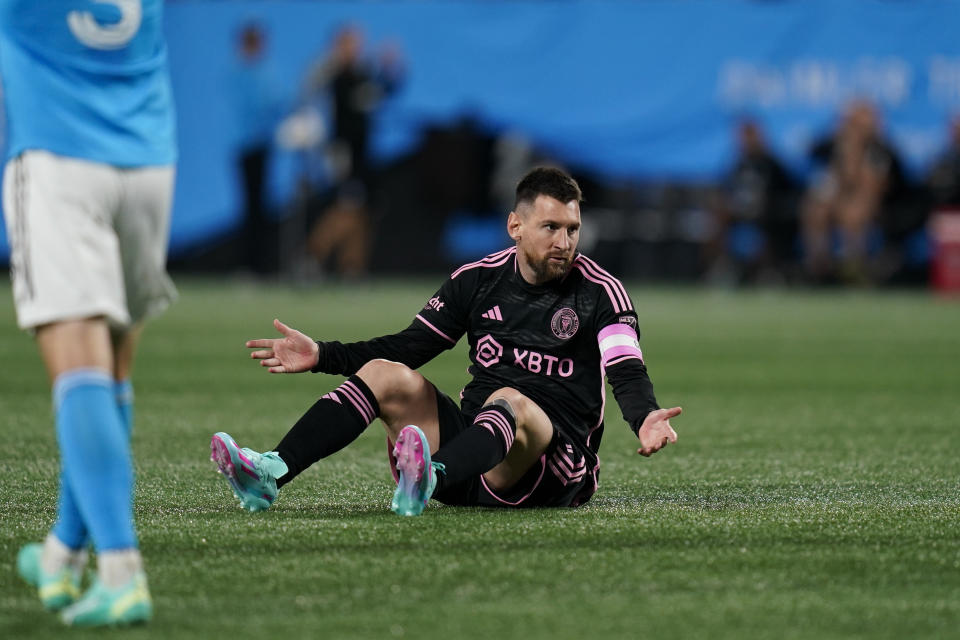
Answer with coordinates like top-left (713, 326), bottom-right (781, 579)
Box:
top-left (1, 279), bottom-right (958, 639)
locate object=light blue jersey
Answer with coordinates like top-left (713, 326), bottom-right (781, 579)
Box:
top-left (0, 0), bottom-right (176, 166)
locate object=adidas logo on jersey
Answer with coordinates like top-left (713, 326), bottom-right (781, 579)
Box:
top-left (481, 305), bottom-right (503, 321)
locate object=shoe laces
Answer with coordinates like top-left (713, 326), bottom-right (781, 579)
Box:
top-left (239, 447), bottom-right (267, 477)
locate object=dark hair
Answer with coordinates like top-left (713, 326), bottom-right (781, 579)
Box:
top-left (514, 167), bottom-right (583, 210)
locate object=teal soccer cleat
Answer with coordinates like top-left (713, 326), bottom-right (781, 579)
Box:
top-left (390, 425), bottom-right (444, 516)
top-left (60, 572), bottom-right (152, 627)
top-left (210, 432), bottom-right (289, 512)
top-left (17, 543), bottom-right (83, 611)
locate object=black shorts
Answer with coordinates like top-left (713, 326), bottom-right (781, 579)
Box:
top-left (385, 386), bottom-right (596, 508)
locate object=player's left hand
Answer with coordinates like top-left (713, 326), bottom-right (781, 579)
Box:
top-left (637, 406), bottom-right (680, 457)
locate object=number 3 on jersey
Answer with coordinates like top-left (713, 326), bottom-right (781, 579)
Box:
top-left (68, 0), bottom-right (142, 50)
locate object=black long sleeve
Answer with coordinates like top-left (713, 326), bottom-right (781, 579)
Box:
top-left (311, 319), bottom-right (456, 376)
top-left (605, 357), bottom-right (660, 437)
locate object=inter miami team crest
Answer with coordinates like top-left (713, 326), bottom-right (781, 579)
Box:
top-left (550, 307), bottom-right (579, 339)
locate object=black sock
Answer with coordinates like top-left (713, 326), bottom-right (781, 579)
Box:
top-left (274, 375), bottom-right (380, 488)
top-left (433, 404), bottom-right (516, 492)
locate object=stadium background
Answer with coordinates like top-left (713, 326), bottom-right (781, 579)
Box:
top-left (3, 0), bottom-right (960, 283)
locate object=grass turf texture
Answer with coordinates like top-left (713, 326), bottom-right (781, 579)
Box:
top-left (1, 279), bottom-right (958, 639)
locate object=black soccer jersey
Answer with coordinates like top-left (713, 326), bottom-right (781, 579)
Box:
top-left (312, 247), bottom-right (660, 479)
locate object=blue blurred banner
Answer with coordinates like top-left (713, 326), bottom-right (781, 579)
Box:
top-left (2, 0), bottom-right (960, 259)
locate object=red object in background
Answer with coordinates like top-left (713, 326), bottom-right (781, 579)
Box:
top-left (930, 210), bottom-right (960, 293)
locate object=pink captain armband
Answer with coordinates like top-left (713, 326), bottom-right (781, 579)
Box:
top-left (597, 323), bottom-right (644, 369)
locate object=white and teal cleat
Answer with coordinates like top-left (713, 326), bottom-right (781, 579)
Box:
top-left (60, 572), bottom-right (152, 627)
top-left (210, 432), bottom-right (288, 512)
top-left (390, 425), bottom-right (444, 517)
top-left (17, 543), bottom-right (83, 611)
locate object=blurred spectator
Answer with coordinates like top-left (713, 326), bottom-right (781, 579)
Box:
top-left (230, 21), bottom-right (286, 275)
top-left (926, 115), bottom-right (960, 208)
top-left (800, 100), bottom-right (907, 285)
top-left (704, 118), bottom-right (798, 285)
top-left (302, 24), bottom-right (404, 279)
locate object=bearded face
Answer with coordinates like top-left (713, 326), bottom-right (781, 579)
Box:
top-left (521, 244), bottom-right (573, 282)
top-left (510, 195), bottom-right (581, 285)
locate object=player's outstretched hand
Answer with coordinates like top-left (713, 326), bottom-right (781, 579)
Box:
top-left (637, 406), bottom-right (680, 457)
top-left (246, 318), bottom-right (319, 374)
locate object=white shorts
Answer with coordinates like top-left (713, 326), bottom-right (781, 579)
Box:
top-left (3, 150), bottom-right (177, 330)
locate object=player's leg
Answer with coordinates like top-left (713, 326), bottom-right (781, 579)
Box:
top-left (212, 371), bottom-right (384, 511)
top-left (5, 153), bottom-right (141, 618)
top-left (112, 325), bottom-right (143, 434)
top-left (211, 374), bottom-right (379, 511)
top-left (32, 155), bottom-right (172, 626)
top-left (38, 326), bottom-right (143, 586)
top-left (57, 162), bottom-right (177, 626)
top-left (430, 387), bottom-right (552, 494)
top-left (36, 319), bottom-right (146, 597)
top-left (19, 319), bottom-right (115, 613)
top-left (479, 389), bottom-right (554, 491)
top-left (109, 160), bottom-right (177, 446)
top-left (109, 162), bottom-right (176, 442)
top-left (435, 389), bottom-right (596, 509)
top-left (211, 358), bottom-right (436, 510)
top-left (50, 213), bottom-right (152, 625)
top-left (25, 324), bottom-right (145, 611)
top-left (100, 166), bottom-right (176, 546)
top-left (55, 163), bottom-right (179, 625)
top-left (34, 321), bottom-right (148, 627)
top-left (3, 153), bottom-right (87, 609)
top-left (274, 358), bottom-right (442, 484)
top-left (45, 323), bottom-right (116, 565)
top-left (356, 359), bottom-right (441, 448)
top-left (385, 385), bottom-right (555, 515)
top-left (349, 360), bottom-right (445, 516)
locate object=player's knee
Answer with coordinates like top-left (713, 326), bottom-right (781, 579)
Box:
top-left (485, 388), bottom-right (553, 452)
top-left (357, 358), bottom-right (406, 378)
top-left (484, 387), bottom-right (528, 422)
top-left (357, 359), bottom-right (422, 403)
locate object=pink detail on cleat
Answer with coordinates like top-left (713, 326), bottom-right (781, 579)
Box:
top-left (211, 437), bottom-right (236, 479)
top-left (394, 428), bottom-right (426, 494)
top-left (236, 449), bottom-right (255, 467)
top-left (390, 425), bottom-right (436, 516)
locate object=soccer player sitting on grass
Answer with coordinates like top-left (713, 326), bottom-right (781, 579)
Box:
top-left (211, 167), bottom-right (680, 515)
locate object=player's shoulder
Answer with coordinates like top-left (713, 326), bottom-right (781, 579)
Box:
top-left (570, 253), bottom-right (634, 314)
top-left (449, 246), bottom-right (517, 281)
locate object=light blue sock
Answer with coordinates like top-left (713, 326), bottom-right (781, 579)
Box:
top-left (53, 369), bottom-right (137, 552)
top-left (115, 379), bottom-right (134, 435)
top-left (51, 379), bottom-right (136, 549)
